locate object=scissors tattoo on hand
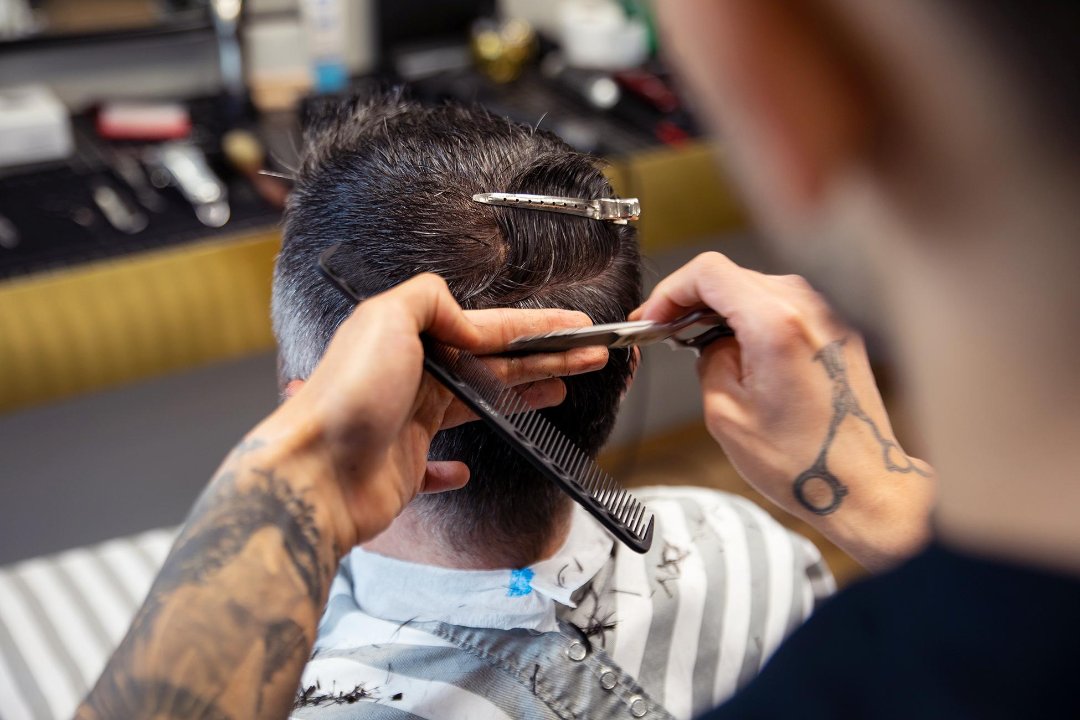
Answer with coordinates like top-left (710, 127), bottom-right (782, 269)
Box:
top-left (793, 339), bottom-right (930, 515)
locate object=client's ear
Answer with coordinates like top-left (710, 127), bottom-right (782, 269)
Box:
top-left (284, 379), bottom-right (306, 399)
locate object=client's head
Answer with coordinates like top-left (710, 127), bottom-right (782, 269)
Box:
top-left (272, 92), bottom-right (641, 564)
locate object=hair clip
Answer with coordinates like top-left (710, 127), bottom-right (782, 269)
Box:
top-left (473, 192), bottom-right (640, 224)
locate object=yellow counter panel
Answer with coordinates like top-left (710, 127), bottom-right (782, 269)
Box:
top-left (0, 230), bottom-right (280, 413)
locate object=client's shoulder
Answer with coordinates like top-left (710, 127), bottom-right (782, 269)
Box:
top-left (633, 483), bottom-right (761, 508)
top-left (632, 483), bottom-right (791, 532)
top-left (604, 484), bottom-right (834, 600)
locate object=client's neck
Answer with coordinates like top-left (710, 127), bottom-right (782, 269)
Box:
top-left (363, 501), bottom-right (574, 570)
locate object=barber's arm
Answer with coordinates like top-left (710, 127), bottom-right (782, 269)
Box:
top-left (76, 274), bottom-right (607, 720)
top-left (636, 252), bottom-right (936, 571)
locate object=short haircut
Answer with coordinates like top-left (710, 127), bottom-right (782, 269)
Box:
top-left (273, 92), bottom-right (641, 562)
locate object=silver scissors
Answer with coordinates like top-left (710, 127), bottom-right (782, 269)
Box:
top-left (504, 310), bottom-right (734, 355)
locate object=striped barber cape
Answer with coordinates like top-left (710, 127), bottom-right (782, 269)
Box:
top-left (293, 486), bottom-right (834, 720)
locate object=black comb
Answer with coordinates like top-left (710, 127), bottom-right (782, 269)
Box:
top-left (317, 244), bottom-right (655, 554)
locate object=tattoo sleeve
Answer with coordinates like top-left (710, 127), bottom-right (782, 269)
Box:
top-left (75, 440), bottom-right (341, 720)
top-left (793, 339), bottom-right (930, 515)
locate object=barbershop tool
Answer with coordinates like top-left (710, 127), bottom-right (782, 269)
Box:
top-left (68, 128), bottom-right (148, 234)
top-left (223, 129), bottom-right (291, 209)
top-left (90, 180), bottom-right (148, 234)
top-left (109, 149), bottom-right (168, 212)
top-left (317, 243), bottom-right (655, 554)
top-left (541, 53), bottom-right (622, 111)
top-left (0, 212), bottom-right (19, 249)
top-left (505, 310), bottom-right (734, 355)
top-left (146, 141), bottom-right (231, 227)
top-left (471, 18), bottom-right (538, 84)
top-left (473, 192), bottom-right (639, 224)
top-left (96, 101), bottom-right (192, 141)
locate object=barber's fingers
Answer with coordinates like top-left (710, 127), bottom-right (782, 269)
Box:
top-left (696, 337), bottom-right (751, 436)
top-left (465, 307), bottom-right (596, 353)
top-left (633, 252), bottom-right (753, 323)
top-left (440, 378), bottom-right (568, 429)
top-left (481, 346), bottom-right (609, 384)
top-left (697, 336), bottom-right (746, 396)
top-left (633, 255), bottom-right (842, 364)
top-left (381, 273), bottom-right (482, 349)
top-left (439, 306), bottom-right (606, 429)
top-left (371, 282), bottom-right (609, 360)
top-left (421, 461), bottom-right (471, 493)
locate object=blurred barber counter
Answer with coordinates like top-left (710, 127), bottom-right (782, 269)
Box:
top-left (0, 94), bottom-right (287, 412)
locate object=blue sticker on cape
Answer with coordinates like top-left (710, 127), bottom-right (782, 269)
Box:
top-left (507, 568), bottom-right (535, 597)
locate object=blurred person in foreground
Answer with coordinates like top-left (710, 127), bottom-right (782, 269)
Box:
top-left (647, 1), bottom-right (1079, 717)
top-left (275, 95), bottom-right (831, 719)
top-left (77, 0), bottom-right (1080, 718)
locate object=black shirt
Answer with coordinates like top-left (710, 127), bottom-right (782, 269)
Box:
top-left (698, 542), bottom-right (1080, 719)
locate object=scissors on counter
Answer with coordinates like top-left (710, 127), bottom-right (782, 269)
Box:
top-left (504, 310), bottom-right (734, 356)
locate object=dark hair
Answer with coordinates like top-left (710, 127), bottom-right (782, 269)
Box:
top-left (273, 92), bottom-right (641, 563)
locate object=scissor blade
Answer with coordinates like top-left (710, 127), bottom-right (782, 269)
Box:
top-left (504, 330), bottom-right (626, 354)
top-left (505, 311), bottom-right (731, 355)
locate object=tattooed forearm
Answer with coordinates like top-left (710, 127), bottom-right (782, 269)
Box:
top-left (164, 467), bottom-right (327, 604)
top-left (794, 339), bottom-right (930, 515)
top-left (261, 619), bottom-right (310, 691)
top-left (76, 439), bottom-right (340, 720)
top-left (78, 679), bottom-right (232, 720)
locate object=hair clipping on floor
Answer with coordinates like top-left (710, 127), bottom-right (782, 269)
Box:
top-left (473, 192), bottom-right (640, 224)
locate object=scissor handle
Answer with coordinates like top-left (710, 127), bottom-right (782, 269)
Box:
top-left (675, 322), bottom-right (736, 352)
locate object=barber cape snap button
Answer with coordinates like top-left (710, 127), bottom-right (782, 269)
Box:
top-left (629, 697), bottom-right (648, 717)
top-left (600, 670), bottom-right (617, 690)
top-left (567, 641), bottom-right (587, 661)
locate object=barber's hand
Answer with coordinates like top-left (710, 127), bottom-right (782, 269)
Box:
top-left (635, 253), bottom-right (935, 570)
top-left (284, 308), bottom-right (607, 493)
top-left (253, 275), bottom-right (604, 551)
top-left (438, 308), bottom-right (608, 429)
top-left (425, 307), bottom-right (608, 491)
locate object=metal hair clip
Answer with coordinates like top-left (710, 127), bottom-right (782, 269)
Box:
top-left (472, 192), bottom-right (640, 224)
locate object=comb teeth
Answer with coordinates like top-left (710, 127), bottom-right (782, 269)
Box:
top-left (428, 344), bottom-right (655, 553)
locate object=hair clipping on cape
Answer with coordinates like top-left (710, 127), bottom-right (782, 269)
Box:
top-left (473, 192), bottom-right (640, 224)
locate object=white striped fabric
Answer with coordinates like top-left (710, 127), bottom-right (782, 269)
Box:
top-left (656, 500), bottom-right (708, 720)
top-left (588, 486), bottom-right (833, 718)
top-left (0, 528), bottom-right (177, 720)
top-left (610, 524), bottom-right (655, 677)
top-left (0, 645), bottom-right (34, 720)
top-left (703, 496), bottom-right (754, 703)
